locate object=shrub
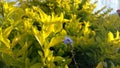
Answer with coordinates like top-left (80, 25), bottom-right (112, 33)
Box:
top-left (0, 0), bottom-right (120, 68)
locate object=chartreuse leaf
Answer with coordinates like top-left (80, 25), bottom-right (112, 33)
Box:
top-left (1, 38), bottom-right (10, 48)
top-left (38, 51), bottom-right (45, 64)
top-left (0, 28), bottom-right (10, 48)
top-left (24, 19), bottom-right (32, 31)
top-left (42, 24), bottom-right (54, 39)
top-left (115, 31), bottom-right (119, 39)
top-left (37, 7), bottom-right (50, 24)
top-left (38, 51), bottom-right (43, 58)
top-left (116, 65), bottom-right (120, 68)
top-left (60, 29), bottom-right (67, 35)
top-left (3, 26), bottom-right (13, 38)
top-left (47, 52), bottom-right (54, 62)
top-left (52, 13), bottom-right (64, 23)
top-left (53, 23), bottom-right (63, 33)
top-left (11, 35), bottom-right (20, 48)
top-left (44, 49), bottom-right (50, 58)
top-left (0, 47), bottom-right (13, 56)
top-left (37, 6), bottom-right (65, 25)
top-left (34, 6), bottom-right (66, 34)
top-left (49, 36), bottom-right (64, 47)
top-left (32, 26), bottom-right (44, 46)
top-left (83, 22), bottom-right (90, 36)
top-left (3, 2), bottom-right (15, 14)
top-left (54, 56), bottom-right (71, 67)
top-left (17, 41), bottom-right (30, 57)
top-left (110, 61), bottom-right (115, 68)
top-left (108, 32), bottom-right (114, 42)
top-left (54, 56), bottom-right (65, 62)
top-left (30, 63), bottom-right (44, 68)
top-left (96, 62), bottom-right (103, 68)
top-left (25, 58), bottom-right (30, 68)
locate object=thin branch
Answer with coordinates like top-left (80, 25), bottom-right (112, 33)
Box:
top-left (71, 49), bottom-right (79, 68)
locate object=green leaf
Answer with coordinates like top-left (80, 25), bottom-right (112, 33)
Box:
top-left (17, 41), bottom-right (30, 57)
top-left (110, 61), bottom-right (115, 68)
top-left (54, 56), bottom-right (65, 62)
top-left (30, 63), bottom-right (44, 68)
top-left (25, 58), bottom-right (30, 68)
top-left (0, 47), bottom-right (13, 56)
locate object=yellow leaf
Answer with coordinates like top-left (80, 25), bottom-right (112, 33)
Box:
top-left (53, 23), bottom-right (63, 33)
top-left (116, 31), bottom-right (119, 39)
top-left (32, 27), bottom-right (44, 46)
top-left (44, 49), bottom-right (49, 58)
top-left (11, 36), bottom-right (19, 48)
top-left (60, 29), bottom-right (67, 35)
top-left (43, 24), bottom-right (54, 39)
top-left (49, 36), bottom-right (64, 47)
top-left (3, 26), bottom-right (13, 38)
top-left (96, 62), bottom-right (103, 68)
top-left (108, 32), bottom-right (114, 42)
top-left (59, 13), bottom-right (64, 23)
top-left (65, 65), bottom-right (69, 68)
top-left (0, 36), bottom-right (10, 48)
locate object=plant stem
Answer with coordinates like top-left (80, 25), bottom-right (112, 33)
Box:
top-left (71, 49), bottom-right (79, 68)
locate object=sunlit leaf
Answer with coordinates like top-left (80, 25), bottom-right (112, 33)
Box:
top-left (0, 28), bottom-right (10, 48)
top-left (54, 56), bottom-right (65, 62)
top-left (30, 63), bottom-right (43, 68)
top-left (60, 29), bottom-right (67, 35)
top-left (1, 38), bottom-right (10, 48)
top-left (115, 31), bottom-right (119, 39)
top-left (84, 22), bottom-right (90, 36)
top-left (108, 32), bottom-right (114, 42)
top-left (0, 47), bottom-right (13, 56)
top-left (44, 49), bottom-right (49, 58)
top-left (53, 23), bottom-right (63, 33)
top-left (32, 27), bottom-right (44, 46)
top-left (96, 62), bottom-right (103, 68)
top-left (3, 26), bottom-right (13, 38)
top-left (65, 65), bottom-right (69, 68)
top-left (38, 51), bottom-right (44, 60)
top-left (49, 36), bottom-right (64, 47)
top-left (43, 24), bottom-right (54, 39)
top-left (11, 36), bottom-right (20, 48)
top-left (47, 52), bottom-right (54, 62)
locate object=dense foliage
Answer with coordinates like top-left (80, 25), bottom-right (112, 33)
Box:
top-left (0, 0), bottom-right (120, 68)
